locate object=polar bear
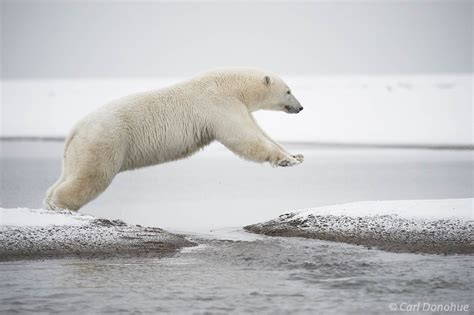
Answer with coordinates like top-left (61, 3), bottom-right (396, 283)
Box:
top-left (44, 68), bottom-right (304, 211)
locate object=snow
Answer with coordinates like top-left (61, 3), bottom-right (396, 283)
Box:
top-left (0, 207), bottom-right (194, 260)
top-left (294, 198), bottom-right (473, 221)
top-left (0, 207), bottom-right (95, 227)
top-left (246, 198), bottom-right (474, 254)
top-left (1, 75), bottom-right (472, 145)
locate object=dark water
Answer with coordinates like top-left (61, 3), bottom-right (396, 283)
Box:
top-left (0, 230), bottom-right (472, 314)
top-left (1, 141), bottom-right (473, 314)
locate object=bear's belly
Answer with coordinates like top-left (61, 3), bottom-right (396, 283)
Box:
top-left (120, 128), bottom-right (214, 171)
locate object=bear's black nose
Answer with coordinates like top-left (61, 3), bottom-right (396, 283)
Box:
top-left (299, 107), bottom-right (304, 112)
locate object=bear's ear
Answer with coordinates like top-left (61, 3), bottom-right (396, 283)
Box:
top-left (263, 75), bottom-right (271, 86)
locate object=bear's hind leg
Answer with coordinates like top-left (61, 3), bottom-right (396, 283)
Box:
top-left (43, 174), bottom-right (66, 210)
top-left (48, 174), bottom-right (113, 211)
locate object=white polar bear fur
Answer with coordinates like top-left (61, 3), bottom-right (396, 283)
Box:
top-left (44, 68), bottom-right (304, 211)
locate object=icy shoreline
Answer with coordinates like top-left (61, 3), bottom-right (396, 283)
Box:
top-left (245, 199), bottom-right (474, 255)
top-left (0, 208), bottom-right (195, 261)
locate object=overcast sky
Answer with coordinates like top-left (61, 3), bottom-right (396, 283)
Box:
top-left (1, 0), bottom-right (472, 79)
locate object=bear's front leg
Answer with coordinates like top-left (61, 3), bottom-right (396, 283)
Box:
top-left (243, 139), bottom-right (304, 167)
top-left (220, 135), bottom-right (303, 168)
top-left (249, 114), bottom-right (304, 166)
top-left (214, 108), bottom-right (304, 167)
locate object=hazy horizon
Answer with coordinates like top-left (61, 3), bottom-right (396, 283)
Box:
top-left (1, 0), bottom-right (472, 79)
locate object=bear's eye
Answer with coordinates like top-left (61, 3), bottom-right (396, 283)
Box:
top-left (287, 90), bottom-right (291, 95)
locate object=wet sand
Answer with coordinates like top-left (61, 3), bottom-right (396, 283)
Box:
top-left (245, 213), bottom-right (474, 255)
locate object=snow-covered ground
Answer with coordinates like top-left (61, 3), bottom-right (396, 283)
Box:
top-left (294, 198), bottom-right (473, 222)
top-left (1, 75), bottom-right (472, 145)
top-left (0, 207), bottom-right (94, 227)
top-left (2, 199), bottom-right (472, 258)
top-left (0, 207), bottom-right (194, 261)
top-left (245, 198), bottom-right (474, 254)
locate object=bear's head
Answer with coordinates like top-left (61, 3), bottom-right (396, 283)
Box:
top-left (257, 74), bottom-right (303, 114)
top-left (205, 69), bottom-right (303, 114)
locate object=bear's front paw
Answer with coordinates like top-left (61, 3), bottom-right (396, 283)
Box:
top-left (292, 154), bottom-right (304, 163)
top-left (277, 156), bottom-right (303, 167)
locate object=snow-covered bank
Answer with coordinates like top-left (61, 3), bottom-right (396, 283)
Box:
top-left (294, 199), bottom-right (473, 222)
top-left (245, 199), bottom-right (474, 255)
top-left (0, 208), bottom-right (195, 261)
top-left (0, 208), bottom-right (95, 227)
